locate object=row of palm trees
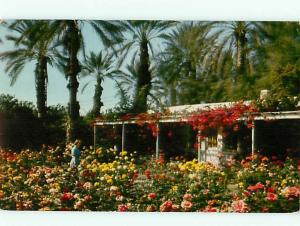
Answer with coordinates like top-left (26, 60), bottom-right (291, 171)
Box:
top-left (0, 20), bottom-right (178, 142)
top-left (1, 20), bottom-right (297, 142)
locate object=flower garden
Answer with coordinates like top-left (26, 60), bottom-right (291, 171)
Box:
top-left (0, 146), bottom-right (299, 212)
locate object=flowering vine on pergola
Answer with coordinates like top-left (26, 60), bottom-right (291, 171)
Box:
top-left (93, 101), bottom-right (300, 162)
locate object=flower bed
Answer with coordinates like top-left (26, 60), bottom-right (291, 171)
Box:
top-left (0, 147), bottom-right (298, 212)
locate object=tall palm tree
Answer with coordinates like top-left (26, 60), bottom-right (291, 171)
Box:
top-left (0, 20), bottom-right (60, 120)
top-left (155, 22), bottom-right (215, 105)
top-left (80, 51), bottom-right (119, 117)
top-left (115, 59), bottom-right (164, 111)
top-left (208, 21), bottom-right (265, 82)
top-left (116, 20), bottom-right (177, 113)
top-left (44, 20), bottom-right (122, 142)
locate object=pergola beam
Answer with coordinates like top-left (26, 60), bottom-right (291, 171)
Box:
top-left (94, 111), bottom-right (300, 126)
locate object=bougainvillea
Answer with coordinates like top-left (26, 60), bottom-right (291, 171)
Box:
top-left (186, 102), bottom-right (258, 136)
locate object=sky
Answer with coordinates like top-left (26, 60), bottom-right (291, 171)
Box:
top-left (0, 21), bottom-right (119, 115)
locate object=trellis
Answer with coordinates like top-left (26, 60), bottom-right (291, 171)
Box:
top-left (93, 104), bottom-right (300, 163)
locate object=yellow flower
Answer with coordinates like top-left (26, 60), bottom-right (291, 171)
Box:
top-left (171, 186), bottom-right (178, 191)
top-left (281, 179), bottom-right (287, 186)
top-left (106, 178), bottom-right (113, 184)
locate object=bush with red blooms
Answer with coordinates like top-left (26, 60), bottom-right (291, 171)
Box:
top-left (186, 102), bottom-right (257, 137)
top-left (0, 147), bottom-right (298, 212)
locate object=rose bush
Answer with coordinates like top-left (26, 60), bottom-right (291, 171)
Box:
top-left (0, 147), bottom-right (298, 212)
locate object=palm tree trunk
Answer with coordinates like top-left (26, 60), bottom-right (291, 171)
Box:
top-left (133, 37), bottom-right (151, 113)
top-left (65, 21), bottom-right (81, 142)
top-left (169, 83), bottom-right (177, 105)
top-left (35, 54), bottom-right (47, 120)
top-left (92, 76), bottom-right (103, 117)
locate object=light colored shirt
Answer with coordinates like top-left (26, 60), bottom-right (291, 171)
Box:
top-left (70, 145), bottom-right (80, 167)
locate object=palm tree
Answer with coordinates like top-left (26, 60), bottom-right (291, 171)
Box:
top-left (208, 21), bottom-right (265, 82)
top-left (115, 59), bottom-right (164, 111)
top-left (44, 20), bottom-right (123, 142)
top-left (155, 22), bottom-right (215, 105)
top-left (255, 22), bottom-right (300, 97)
top-left (116, 20), bottom-right (177, 113)
top-left (80, 51), bottom-right (119, 117)
top-left (0, 20), bottom-right (60, 120)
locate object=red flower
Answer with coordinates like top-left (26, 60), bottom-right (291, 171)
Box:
top-left (148, 193), bottom-right (156, 199)
top-left (261, 207), bottom-right (269, 212)
top-left (203, 206), bottom-right (218, 212)
top-left (243, 191), bottom-right (250, 197)
top-left (118, 204), bottom-right (128, 212)
top-left (267, 187), bottom-right (275, 193)
top-left (160, 200), bottom-right (173, 212)
top-left (247, 183), bottom-right (264, 192)
top-left (266, 192), bottom-right (277, 202)
top-left (255, 182), bottom-right (264, 190)
top-left (59, 207), bottom-right (70, 211)
top-left (144, 169), bottom-right (151, 179)
top-left (261, 156), bottom-right (269, 162)
top-left (60, 192), bottom-right (73, 202)
top-left (247, 185), bottom-right (257, 192)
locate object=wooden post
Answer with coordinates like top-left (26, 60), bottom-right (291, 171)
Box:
top-left (155, 123), bottom-right (159, 160)
top-left (93, 124), bottom-right (96, 151)
top-left (197, 130), bottom-right (201, 162)
top-left (251, 121), bottom-right (255, 156)
top-left (122, 123), bottom-right (125, 151)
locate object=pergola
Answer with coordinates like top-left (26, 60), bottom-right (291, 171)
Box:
top-left (93, 102), bottom-right (300, 163)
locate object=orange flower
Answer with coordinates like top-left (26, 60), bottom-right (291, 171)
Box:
top-left (282, 186), bottom-right (300, 198)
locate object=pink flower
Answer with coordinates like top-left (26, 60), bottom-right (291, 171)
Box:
top-left (83, 182), bottom-right (92, 190)
top-left (84, 195), bottom-right (92, 202)
top-left (74, 200), bottom-right (84, 210)
top-left (171, 204), bottom-right (180, 212)
top-left (282, 186), bottom-right (300, 198)
top-left (203, 189), bottom-right (209, 195)
top-left (148, 193), bottom-right (156, 199)
top-left (231, 200), bottom-right (249, 213)
top-left (118, 204), bottom-right (128, 212)
top-left (183, 193), bottom-right (192, 201)
top-left (181, 200), bottom-right (193, 211)
top-left (266, 192), bottom-right (277, 202)
top-left (159, 200), bottom-right (173, 212)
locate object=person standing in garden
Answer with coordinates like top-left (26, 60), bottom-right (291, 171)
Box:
top-left (70, 139), bottom-right (82, 168)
